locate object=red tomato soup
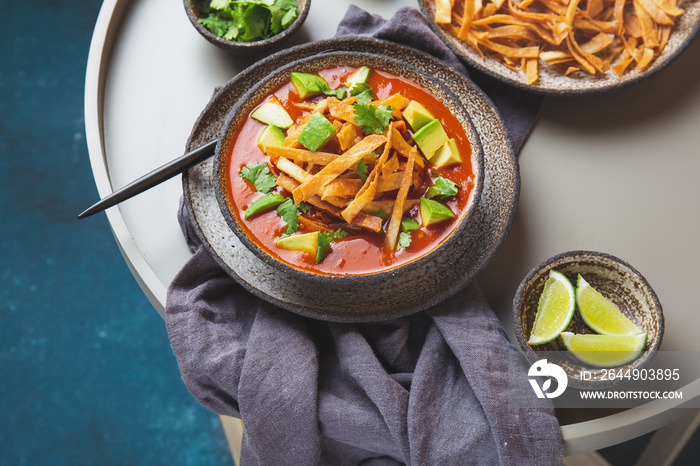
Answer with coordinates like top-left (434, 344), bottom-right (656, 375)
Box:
top-left (226, 66), bottom-right (475, 276)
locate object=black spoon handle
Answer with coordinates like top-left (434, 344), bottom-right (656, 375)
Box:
top-left (78, 139), bottom-right (218, 219)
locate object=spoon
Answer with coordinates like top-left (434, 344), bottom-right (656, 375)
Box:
top-left (78, 139), bottom-right (218, 219)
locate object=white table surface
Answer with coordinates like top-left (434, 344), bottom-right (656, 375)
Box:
top-left (85, 0), bottom-right (700, 456)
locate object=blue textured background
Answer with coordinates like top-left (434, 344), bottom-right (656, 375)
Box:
top-left (2, 0), bottom-right (698, 464)
top-left (0, 1), bottom-right (231, 464)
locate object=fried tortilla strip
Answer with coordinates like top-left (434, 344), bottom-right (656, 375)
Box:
top-left (566, 35), bottom-right (602, 74)
top-left (435, 0), bottom-right (453, 23)
top-left (322, 179), bottom-right (363, 198)
top-left (382, 154), bottom-right (400, 177)
top-left (292, 134), bottom-right (386, 204)
top-left (321, 172), bottom-right (407, 199)
top-left (375, 93), bottom-right (411, 113)
top-left (267, 146), bottom-right (338, 166)
top-left (277, 174), bottom-right (382, 232)
top-left (458, 0), bottom-right (483, 39)
top-left (540, 49), bottom-right (573, 64)
top-left (611, 49), bottom-right (635, 76)
top-left (475, 25), bottom-right (540, 42)
top-left (523, 57), bottom-right (538, 85)
top-left (341, 126), bottom-right (394, 223)
top-left (361, 199), bottom-right (419, 217)
top-left (634, 0), bottom-right (661, 47)
top-left (385, 146), bottom-right (417, 250)
top-left (636, 0), bottom-right (675, 25)
top-left (390, 125), bottom-right (424, 168)
top-left (327, 97), bottom-right (357, 122)
top-left (324, 196), bottom-right (352, 208)
top-left (478, 39), bottom-right (540, 58)
top-left (635, 46), bottom-right (656, 69)
top-left (587, 0), bottom-right (604, 18)
top-left (276, 156), bottom-right (311, 184)
top-left (580, 32), bottom-right (615, 54)
top-left (337, 123), bottom-right (363, 151)
top-left (614, 0), bottom-right (626, 34)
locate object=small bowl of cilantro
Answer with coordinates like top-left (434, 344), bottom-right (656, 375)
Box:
top-left (184, 0), bottom-right (310, 54)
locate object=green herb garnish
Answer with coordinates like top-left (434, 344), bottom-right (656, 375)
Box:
top-left (355, 159), bottom-right (368, 183)
top-left (396, 217), bottom-right (420, 251)
top-left (425, 175), bottom-right (460, 200)
top-left (276, 198), bottom-right (302, 235)
top-left (397, 232), bottom-right (412, 250)
top-left (240, 162), bottom-right (277, 194)
top-left (353, 103), bottom-right (393, 135)
top-left (198, 0), bottom-right (300, 43)
top-left (316, 229), bottom-right (348, 263)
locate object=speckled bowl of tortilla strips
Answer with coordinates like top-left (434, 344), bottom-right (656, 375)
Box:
top-left (419, 0), bottom-right (700, 95)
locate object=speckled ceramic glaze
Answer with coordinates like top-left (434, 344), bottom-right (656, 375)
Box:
top-left (183, 36), bottom-right (519, 322)
top-left (184, 0), bottom-right (310, 54)
top-left (419, 0), bottom-right (700, 95)
top-left (215, 51), bottom-right (483, 279)
top-left (513, 251), bottom-right (664, 389)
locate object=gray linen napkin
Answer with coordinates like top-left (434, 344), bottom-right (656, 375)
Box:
top-left (166, 6), bottom-right (562, 465)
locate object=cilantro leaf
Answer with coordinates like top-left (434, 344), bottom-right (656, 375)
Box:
top-left (401, 217), bottom-right (420, 232)
top-left (210, 0), bottom-right (230, 10)
top-left (349, 82), bottom-right (373, 97)
top-left (355, 159), bottom-right (368, 183)
top-left (315, 229), bottom-right (348, 263)
top-left (354, 90), bottom-right (374, 105)
top-left (198, 0), bottom-right (299, 42)
top-left (353, 103), bottom-right (393, 135)
top-left (276, 198), bottom-right (301, 236)
top-left (397, 231), bottom-right (412, 250)
top-left (240, 162), bottom-right (277, 194)
top-left (199, 14), bottom-right (230, 37)
top-left (425, 175), bottom-right (460, 200)
top-left (296, 202), bottom-right (312, 214)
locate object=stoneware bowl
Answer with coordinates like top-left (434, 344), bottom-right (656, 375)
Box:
top-left (418, 0), bottom-right (700, 95)
top-left (182, 36), bottom-right (518, 322)
top-left (214, 50), bottom-right (484, 281)
top-left (184, 0), bottom-right (311, 54)
top-left (513, 250), bottom-right (664, 389)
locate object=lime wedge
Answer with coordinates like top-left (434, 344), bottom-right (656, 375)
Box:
top-left (576, 275), bottom-right (642, 336)
top-left (561, 332), bottom-right (647, 368)
top-left (528, 270), bottom-right (575, 345)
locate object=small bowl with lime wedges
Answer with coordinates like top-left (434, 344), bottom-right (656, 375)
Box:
top-left (513, 250), bottom-right (664, 389)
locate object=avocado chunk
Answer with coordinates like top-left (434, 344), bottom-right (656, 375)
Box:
top-left (347, 66), bottom-right (371, 92)
top-left (402, 100), bottom-right (435, 132)
top-left (298, 113), bottom-right (337, 152)
top-left (290, 72), bottom-right (330, 99)
top-left (431, 138), bottom-right (463, 167)
top-left (257, 125), bottom-right (286, 154)
top-left (412, 119), bottom-right (449, 161)
top-left (276, 231), bottom-right (318, 255)
top-left (420, 198), bottom-right (455, 226)
top-left (251, 100), bottom-right (293, 129)
top-left (244, 193), bottom-right (285, 219)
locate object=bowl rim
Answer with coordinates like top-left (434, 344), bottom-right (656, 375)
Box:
top-left (512, 249), bottom-right (665, 388)
top-left (183, 0), bottom-right (311, 52)
top-left (213, 49), bottom-right (485, 283)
